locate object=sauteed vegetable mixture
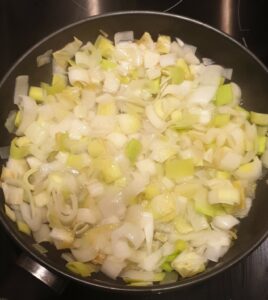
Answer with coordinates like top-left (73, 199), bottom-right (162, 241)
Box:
top-left (1, 31), bottom-right (268, 284)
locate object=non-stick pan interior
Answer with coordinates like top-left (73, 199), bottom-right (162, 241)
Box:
top-left (0, 12), bottom-right (268, 292)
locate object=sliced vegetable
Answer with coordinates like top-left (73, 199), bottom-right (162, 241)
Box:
top-left (95, 35), bottom-right (114, 58)
top-left (156, 35), bottom-right (171, 54)
top-left (66, 261), bottom-right (96, 277)
top-left (215, 84), bottom-right (233, 106)
top-left (171, 251), bottom-right (206, 278)
top-left (125, 139), bottom-right (142, 163)
top-left (29, 86), bottom-right (46, 102)
top-left (165, 158), bottom-right (194, 180)
top-left (1, 31), bottom-right (267, 284)
top-left (250, 111), bottom-right (268, 126)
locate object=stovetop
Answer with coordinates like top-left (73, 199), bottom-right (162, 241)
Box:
top-left (0, 1), bottom-right (268, 299)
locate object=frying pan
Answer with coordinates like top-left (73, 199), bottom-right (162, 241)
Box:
top-left (0, 11), bottom-right (268, 297)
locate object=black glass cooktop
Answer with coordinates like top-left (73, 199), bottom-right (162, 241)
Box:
top-left (0, 1), bottom-right (268, 299)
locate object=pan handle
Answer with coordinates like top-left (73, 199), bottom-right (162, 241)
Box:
top-left (0, 253), bottom-right (67, 300)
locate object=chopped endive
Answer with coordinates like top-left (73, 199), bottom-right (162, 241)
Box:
top-left (98, 159), bottom-right (122, 183)
top-left (208, 187), bottom-right (240, 205)
top-left (216, 171), bottom-right (231, 180)
top-left (154, 100), bottom-right (166, 120)
top-left (234, 157), bottom-right (262, 181)
top-left (122, 270), bottom-right (165, 282)
top-left (212, 114), bottom-right (230, 127)
top-left (17, 221), bottom-right (31, 236)
top-left (161, 241), bottom-right (188, 271)
top-left (174, 182), bottom-right (202, 198)
top-left (14, 111), bottom-right (22, 127)
top-left (42, 74), bottom-right (67, 95)
top-left (52, 73), bottom-right (67, 91)
top-left (235, 105), bottom-right (250, 119)
top-left (88, 139), bottom-right (106, 157)
top-left (257, 126), bottom-right (268, 136)
top-left (50, 228), bottom-right (74, 248)
top-left (118, 114), bottom-right (141, 134)
top-left (10, 138), bottom-right (29, 159)
top-left (97, 101), bottom-right (117, 115)
top-left (171, 251), bottom-right (206, 278)
top-left (120, 76), bottom-right (130, 84)
top-left (144, 183), bottom-right (161, 200)
top-left (175, 240), bottom-right (188, 252)
top-left (257, 136), bottom-right (266, 155)
top-left (232, 180), bottom-right (245, 209)
top-left (172, 113), bottom-right (198, 130)
top-left (53, 37), bottom-right (82, 72)
top-left (165, 158), bottom-right (194, 180)
top-left (14, 75), bottom-right (29, 105)
top-left (66, 153), bottom-right (89, 170)
top-left (66, 261), bottom-right (96, 277)
top-left (193, 187), bottom-right (218, 217)
top-left (144, 50), bottom-right (160, 69)
top-left (176, 58), bottom-right (193, 80)
top-left (125, 138), bottom-right (142, 163)
top-left (68, 67), bottom-right (90, 86)
top-left (1, 183), bottom-right (24, 205)
top-left (161, 262), bottom-right (173, 272)
top-left (100, 59), bottom-right (117, 70)
top-left (156, 35), bottom-right (171, 54)
top-left (150, 193), bottom-right (176, 221)
top-left (95, 35), bottom-right (114, 58)
top-left (137, 32), bottom-right (154, 49)
top-left (163, 66), bottom-right (184, 84)
top-left (215, 84), bottom-right (233, 106)
top-left (34, 191), bottom-right (50, 207)
top-left (29, 86), bottom-right (46, 102)
top-left (250, 111), bottom-right (268, 126)
top-left (146, 78), bottom-right (160, 94)
top-left (128, 281), bottom-right (153, 286)
top-left (4, 204), bottom-right (16, 222)
top-left (56, 133), bottom-right (89, 154)
top-left (75, 51), bottom-right (92, 67)
top-left (114, 31), bottom-right (134, 44)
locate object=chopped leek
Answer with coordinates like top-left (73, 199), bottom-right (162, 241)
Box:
top-left (95, 35), bottom-right (114, 58)
top-left (156, 35), bottom-right (171, 54)
top-left (66, 261), bottom-right (96, 277)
